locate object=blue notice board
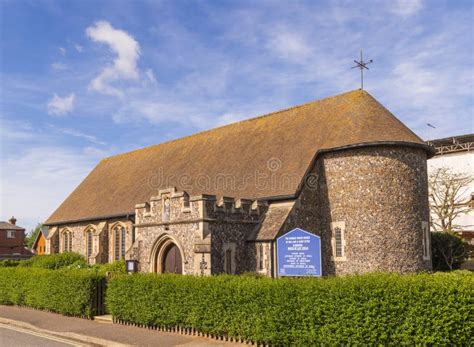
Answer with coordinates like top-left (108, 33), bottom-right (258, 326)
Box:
top-left (277, 228), bottom-right (322, 277)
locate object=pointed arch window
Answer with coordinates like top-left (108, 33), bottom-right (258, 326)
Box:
top-left (63, 230), bottom-right (72, 252)
top-left (86, 230), bottom-right (93, 259)
top-left (113, 225), bottom-right (126, 260)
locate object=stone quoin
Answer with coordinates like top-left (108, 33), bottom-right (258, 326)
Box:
top-left (43, 90), bottom-right (434, 275)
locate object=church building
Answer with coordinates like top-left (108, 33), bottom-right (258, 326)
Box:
top-left (44, 90), bottom-right (434, 276)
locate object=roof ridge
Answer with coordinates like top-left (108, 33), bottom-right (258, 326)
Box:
top-left (46, 87), bottom-right (426, 225)
top-left (103, 89), bottom-right (365, 162)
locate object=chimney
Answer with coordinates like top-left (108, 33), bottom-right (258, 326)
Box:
top-left (9, 216), bottom-right (17, 225)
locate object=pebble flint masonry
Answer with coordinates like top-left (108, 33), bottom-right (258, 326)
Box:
top-left (43, 90), bottom-right (434, 276)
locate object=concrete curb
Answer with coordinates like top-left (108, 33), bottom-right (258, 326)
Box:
top-left (0, 317), bottom-right (130, 347)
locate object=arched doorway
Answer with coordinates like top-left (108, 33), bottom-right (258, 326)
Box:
top-left (149, 234), bottom-right (184, 274)
top-left (162, 243), bottom-right (182, 274)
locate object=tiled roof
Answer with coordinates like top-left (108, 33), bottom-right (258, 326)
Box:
top-left (32, 227), bottom-right (49, 249)
top-left (0, 222), bottom-right (25, 231)
top-left (248, 201), bottom-right (295, 241)
top-left (46, 89), bottom-right (428, 225)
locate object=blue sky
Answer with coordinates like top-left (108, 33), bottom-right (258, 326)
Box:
top-left (1, 0), bottom-right (473, 233)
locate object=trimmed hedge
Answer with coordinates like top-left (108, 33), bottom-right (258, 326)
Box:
top-left (18, 252), bottom-right (86, 269)
top-left (0, 267), bottom-right (105, 318)
top-left (92, 259), bottom-right (127, 275)
top-left (107, 272), bottom-right (473, 345)
top-left (0, 259), bottom-right (21, 267)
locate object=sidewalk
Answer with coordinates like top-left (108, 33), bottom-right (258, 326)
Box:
top-left (0, 305), bottom-right (240, 346)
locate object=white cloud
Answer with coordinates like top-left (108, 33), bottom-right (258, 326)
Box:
top-left (112, 100), bottom-right (191, 125)
top-left (145, 69), bottom-right (157, 84)
top-left (0, 118), bottom-right (36, 141)
top-left (59, 47), bottom-right (66, 55)
top-left (0, 146), bottom-right (101, 232)
top-left (86, 20), bottom-right (141, 97)
top-left (47, 93), bottom-right (75, 116)
top-left (75, 44), bottom-right (83, 52)
top-left (0, 119), bottom-right (112, 232)
top-left (51, 62), bottom-right (67, 70)
top-left (48, 125), bottom-right (106, 145)
top-left (266, 28), bottom-right (312, 63)
top-left (391, 0), bottom-right (423, 17)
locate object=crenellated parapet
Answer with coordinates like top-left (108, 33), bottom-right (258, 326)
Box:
top-left (135, 187), bottom-right (267, 225)
top-left (206, 196), bottom-right (267, 221)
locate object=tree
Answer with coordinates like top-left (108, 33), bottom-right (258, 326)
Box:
top-left (25, 223), bottom-right (42, 249)
top-left (428, 167), bottom-right (473, 270)
top-left (428, 167), bottom-right (473, 233)
top-left (431, 232), bottom-right (472, 271)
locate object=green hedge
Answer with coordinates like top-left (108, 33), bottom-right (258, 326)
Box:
top-left (0, 267), bottom-right (105, 318)
top-left (0, 259), bottom-right (21, 267)
top-left (18, 252), bottom-right (86, 269)
top-left (92, 259), bottom-right (127, 275)
top-left (107, 272), bottom-right (473, 345)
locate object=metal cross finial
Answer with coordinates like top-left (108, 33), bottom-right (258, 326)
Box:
top-left (351, 50), bottom-right (373, 90)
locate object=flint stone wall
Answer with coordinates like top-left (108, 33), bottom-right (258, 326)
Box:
top-left (133, 188), bottom-right (262, 274)
top-left (47, 145), bottom-right (431, 276)
top-left (267, 145), bottom-right (431, 275)
top-left (48, 218), bottom-right (132, 264)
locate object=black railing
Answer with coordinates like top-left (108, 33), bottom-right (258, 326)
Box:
top-left (91, 277), bottom-right (107, 316)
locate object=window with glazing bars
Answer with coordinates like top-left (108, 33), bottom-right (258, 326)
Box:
top-left (335, 227), bottom-right (343, 258)
top-left (114, 227), bottom-right (120, 260)
top-left (87, 231), bottom-right (93, 258)
top-left (114, 226), bottom-right (126, 260)
top-left (63, 232), bottom-right (68, 252)
top-left (63, 231), bottom-right (72, 252)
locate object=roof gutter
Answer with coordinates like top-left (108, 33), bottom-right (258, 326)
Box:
top-left (44, 212), bottom-right (135, 227)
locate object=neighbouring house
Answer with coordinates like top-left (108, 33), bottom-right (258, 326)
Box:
top-left (0, 217), bottom-right (33, 259)
top-left (427, 134), bottom-right (474, 244)
top-left (43, 90), bottom-right (434, 276)
top-left (32, 227), bottom-right (49, 255)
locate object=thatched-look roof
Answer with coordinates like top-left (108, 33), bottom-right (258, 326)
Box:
top-left (46, 90), bottom-right (429, 225)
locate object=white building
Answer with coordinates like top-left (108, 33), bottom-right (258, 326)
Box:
top-left (427, 134), bottom-right (474, 245)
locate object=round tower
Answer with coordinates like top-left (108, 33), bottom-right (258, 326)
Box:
top-left (319, 144), bottom-right (432, 274)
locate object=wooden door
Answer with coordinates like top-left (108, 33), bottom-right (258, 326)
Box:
top-left (162, 244), bottom-right (182, 274)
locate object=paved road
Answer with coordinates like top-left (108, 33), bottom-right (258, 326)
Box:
top-left (0, 325), bottom-right (82, 347)
top-left (0, 306), bottom-right (240, 346)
